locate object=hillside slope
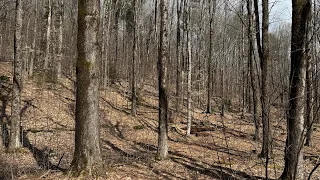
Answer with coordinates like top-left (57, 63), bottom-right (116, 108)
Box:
top-left (0, 62), bottom-right (320, 179)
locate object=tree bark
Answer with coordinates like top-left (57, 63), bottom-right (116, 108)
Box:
top-left (131, 0), bottom-right (137, 117)
top-left (70, 0), bottom-right (102, 176)
top-left (247, 0), bottom-right (259, 141)
top-left (259, 0), bottom-right (272, 159)
top-left (175, 0), bottom-right (182, 115)
top-left (280, 0), bottom-right (311, 179)
top-left (44, 0), bottom-right (52, 71)
top-left (206, 0), bottom-right (216, 114)
top-left (186, 1), bottom-right (192, 135)
top-left (157, 0), bottom-right (169, 160)
top-left (56, 0), bottom-right (63, 79)
top-left (9, 0), bottom-right (23, 150)
top-left (29, 0), bottom-right (38, 78)
top-left (305, 18), bottom-right (313, 147)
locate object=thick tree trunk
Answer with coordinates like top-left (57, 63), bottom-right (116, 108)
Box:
top-left (9, 0), bottom-right (23, 150)
top-left (70, 0), bottom-right (102, 176)
top-left (157, 0), bottom-right (169, 160)
top-left (280, 0), bottom-right (311, 179)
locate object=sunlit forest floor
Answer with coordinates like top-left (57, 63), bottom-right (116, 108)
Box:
top-left (1, 62), bottom-right (320, 180)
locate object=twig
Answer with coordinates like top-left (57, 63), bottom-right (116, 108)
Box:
top-left (55, 153), bottom-right (65, 169)
top-left (308, 162), bottom-right (320, 180)
top-left (37, 170), bottom-right (51, 179)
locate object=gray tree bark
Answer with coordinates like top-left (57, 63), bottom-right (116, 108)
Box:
top-left (247, 0), bottom-right (259, 141)
top-left (70, 0), bottom-right (102, 176)
top-left (157, 0), bottom-right (169, 160)
top-left (9, 0), bottom-right (23, 150)
top-left (280, 0), bottom-right (311, 179)
top-left (206, 0), bottom-right (216, 114)
top-left (253, 4), bottom-right (272, 179)
top-left (131, 0), bottom-right (137, 117)
top-left (56, 0), bottom-right (63, 79)
top-left (305, 18), bottom-right (313, 147)
top-left (175, 0), bottom-right (182, 115)
top-left (29, 0), bottom-right (38, 78)
top-left (186, 1), bottom-right (192, 135)
top-left (44, 0), bottom-right (52, 71)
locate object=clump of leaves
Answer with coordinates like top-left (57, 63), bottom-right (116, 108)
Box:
top-left (0, 75), bottom-right (10, 83)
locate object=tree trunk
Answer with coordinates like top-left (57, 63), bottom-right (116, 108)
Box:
top-left (305, 17), bottom-right (313, 146)
top-left (9, 0), bottom-right (23, 150)
top-left (56, 0), bottom-right (63, 79)
top-left (44, 0), bottom-right (52, 71)
top-left (206, 0), bottom-right (216, 113)
top-left (29, 0), bottom-right (38, 78)
top-left (131, 0), bottom-right (137, 117)
top-left (247, 0), bottom-right (259, 141)
top-left (186, 3), bottom-right (192, 135)
top-left (280, 0), bottom-right (311, 179)
top-left (70, 0), bottom-right (102, 176)
top-left (253, 0), bottom-right (262, 62)
top-left (23, 17), bottom-right (31, 80)
top-left (175, 0), bottom-right (182, 115)
top-left (312, 0), bottom-right (318, 124)
top-left (259, 0), bottom-right (272, 159)
top-left (157, 0), bottom-right (169, 160)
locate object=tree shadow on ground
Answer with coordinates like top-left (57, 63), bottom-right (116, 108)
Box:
top-left (19, 100), bottom-right (66, 171)
top-left (22, 131), bottom-right (66, 171)
top-left (0, 99), bottom-right (9, 148)
top-left (101, 139), bottom-right (187, 179)
top-left (101, 97), bottom-right (131, 115)
top-left (102, 138), bottom-right (269, 180)
top-left (135, 142), bottom-right (269, 180)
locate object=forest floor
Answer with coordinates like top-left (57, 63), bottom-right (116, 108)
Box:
top-left (1, 62), bottom-right (320, 180)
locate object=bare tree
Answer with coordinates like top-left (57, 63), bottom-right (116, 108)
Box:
top-left (175, 0), bottom-right (182, 115)
top-left (206, 0), bottom-right (216, 113)
top-left (44, 0), bottom-right (52, 71)
top-left (70, 0), bottom-right (102, 175)
top-left (56, 0), bottom-right (64, 79)
top-left (280, 0), bottom-right (311, 179)
top-left (9, 0), bottom-right (23, 150)
top-left (186, 0), bottom-right (192, 136)
top-left (253, 0), bottom-right (272, 159)
top-left (131, 0), bottom-right (137, 116)
top-left (260, 0), bottom-right (271, 159)
top-left (247, 0), bottom-right (259, 141)
top-left (28, 0), bottom-right (38, 78)
top-left (157, 0), bottom-right (169, 160)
